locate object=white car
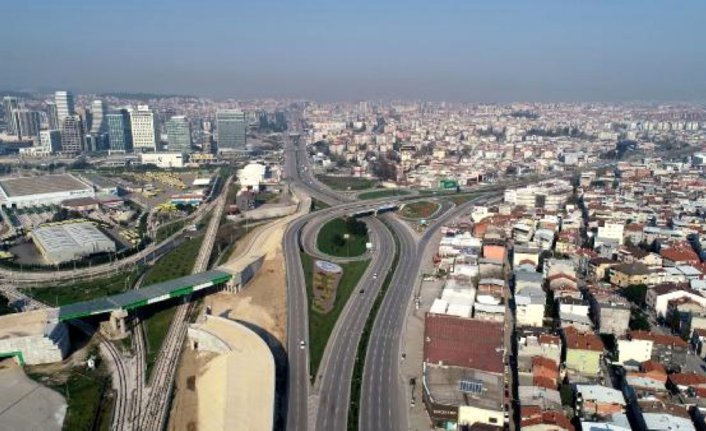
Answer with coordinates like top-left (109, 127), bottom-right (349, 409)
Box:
top-left (372, 273), bottom-right (378, 279)
top-left (299, 340), bottom-right (306, 349)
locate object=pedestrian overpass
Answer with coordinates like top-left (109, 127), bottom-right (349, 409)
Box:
top-left (58, 270), bottom-right (233, 321)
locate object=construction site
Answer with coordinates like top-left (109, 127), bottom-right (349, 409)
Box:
top-left (0, 172), bottom-right (302, 431)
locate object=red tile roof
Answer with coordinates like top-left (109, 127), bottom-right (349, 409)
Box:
top-left (539, 334), bottom-right (561, 346)
top-left (660, 244), bottom-right (699, 263)
top-left (669, 372), bottom-right (706, 387)
top-left (423, 313), bottom-right (504, 373)
top-left (563, 327), bottom-right (604, 352)
top-left (532, 356), bottom-right (558, 371)
top-left (641, 360), bottom-right (666, 375)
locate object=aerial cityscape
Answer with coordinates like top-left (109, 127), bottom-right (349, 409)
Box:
top-left (1, 1), bottom-right (706, 431)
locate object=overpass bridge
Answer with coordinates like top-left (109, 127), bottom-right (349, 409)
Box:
top-left (57, 269), bottom-right (233, 321)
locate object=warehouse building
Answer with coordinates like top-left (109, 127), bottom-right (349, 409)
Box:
top-left (31, 222), bottom-right (116, 264)
top-left (0, 174), bottom-right (94, 209)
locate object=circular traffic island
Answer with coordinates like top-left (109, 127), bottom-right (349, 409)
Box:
top-left (316, 217), bottom-right (369, 257)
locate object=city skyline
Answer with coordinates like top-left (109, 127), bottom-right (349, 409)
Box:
top-left (1, 1), bottom-right (705, 103)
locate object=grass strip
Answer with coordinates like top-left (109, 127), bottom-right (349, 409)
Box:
top-left (301, 252), bottom-right (370, 379)
top-left (347, 222), bottom-right (400, 430)
top-left (27, 269), bottom-right (142, 306)
top-left (316, 175), bottom-right (377, 191)
top-left (317, 218), bottom-right (369, 257)
top-left (142, 235), bottom-right (204, 379)
top-left (358, 189), bottom-right (410, 200)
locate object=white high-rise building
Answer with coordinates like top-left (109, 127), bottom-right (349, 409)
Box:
top-left (40, 130), bottom-right (62, 153)
top-left (89, 100), bottom-right (107, 135)
top-left (2, 96), bottom-right (19, 136)
top-left (13, 109), bottom-right (41, 139)
top-left (54, 91), bottom-right (75, 125)
top-left (60, 115), bottom-right (84, 154)
top-left (130, 105), bottom-right (160, 151)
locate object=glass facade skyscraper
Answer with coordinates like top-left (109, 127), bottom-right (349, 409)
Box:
top-left (216, 110), bottom-right (247, 151)
top-left (166, 115), bottom-right (192, 153)
top-left (106, 110), bottom-right (133, 152)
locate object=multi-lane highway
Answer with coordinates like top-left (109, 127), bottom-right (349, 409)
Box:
top-left (284, 129), bottom-right (411, 431)
top-left (360, 194), bottom-right (502, 431)
top-left (282, 120), bottom-right (604, 431)
top-left (282, 124), bottom-right (516, 431)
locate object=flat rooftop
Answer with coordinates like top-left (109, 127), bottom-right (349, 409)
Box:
top-left (423, 364), bottom-right (503, 411)
top-left (0, 174), bottom-right (91, 198)
top-left (32, 222), bottom-right (113, 254)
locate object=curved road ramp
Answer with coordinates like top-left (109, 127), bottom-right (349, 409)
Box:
top-left (187, 315), bottom-right (275, 430)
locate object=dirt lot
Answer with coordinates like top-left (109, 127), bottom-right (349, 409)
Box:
top-left (206, 252), bottom-right (287, 344)
top-left (167, 348), bottom-right (217, 431)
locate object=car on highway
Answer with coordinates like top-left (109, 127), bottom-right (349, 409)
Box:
top-left (299, 340), bottom-right (306, 349)
top-left (372, 272), bottom-right (378, 279)
top-left (359, 288), bottom-right (365, 294)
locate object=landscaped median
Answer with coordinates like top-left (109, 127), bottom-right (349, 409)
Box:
top-left (301, 252), bottom-right (370, 379)
top-left (316, 175), bottom-right (377, 191)
top-left (348, 220), bottom-right (399, 431)
top-left (400, 200), bottom-right (440, 219)
top-left (317, 217), bottom-right (369, 258)
top-left (358, 188), bottom-right (410, 200)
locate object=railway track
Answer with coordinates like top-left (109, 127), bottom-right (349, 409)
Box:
top-left (67, 319), bottom-right (131, 431)
top-left (139, 176), bottom-right (232, 431)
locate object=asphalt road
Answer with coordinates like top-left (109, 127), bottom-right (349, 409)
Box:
top-left (282, 122), bottom-right (533, 431)
top-left (360, 194), bottom-right (502, 431)
top-left (283, 128), bottom-right (400, 431)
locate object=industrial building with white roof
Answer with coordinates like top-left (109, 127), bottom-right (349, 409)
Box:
top-left (31, 222), bottom-right (116, 264)
top-left (0, 174), bottom-right (95, 209)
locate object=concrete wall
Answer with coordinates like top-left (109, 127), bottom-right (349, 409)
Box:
top-left (617, 339), bottom-right (653, 366)
top-left (0, 322), bottom-right (69, 365)
top-left (187, 326), bottom-right (233, 354)
top-left (238, 204), bottom-right (298, 221)
top-left (222, 253), bottom-right (265, 292)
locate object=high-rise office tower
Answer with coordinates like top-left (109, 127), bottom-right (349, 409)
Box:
top-left (13, 109), bottom-right (41, 139)
top-left (54, 91), bottom-right (75, 124)
top-left (46, 102), bottom-right (60, 130)
top-left (216, 110), bottom-right (247, 151)
top-left (130, 105), bottom-right (159, 151)
top-left (60, 115), bottom-right (84, 154)
top-left (89, 100), bottom-right (107, 135)
top-left (40, 130), bottom-right (62, 153)
top-left (2, 96), bottom-right (19, 135)
top-left (166, 116), bottom-right (192, 153)
top-left (106, 110), bottom-right (133, 152)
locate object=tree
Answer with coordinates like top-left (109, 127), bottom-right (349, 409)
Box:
top-left (621, 284), bottom-right (647, 306)
top-left (629, 310), bottom-right (650, 331)
top-left (345, 218), bottom-right (367, 237)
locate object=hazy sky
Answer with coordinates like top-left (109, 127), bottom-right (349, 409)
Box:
top-left (2, 0), bottom-right (705, 102)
